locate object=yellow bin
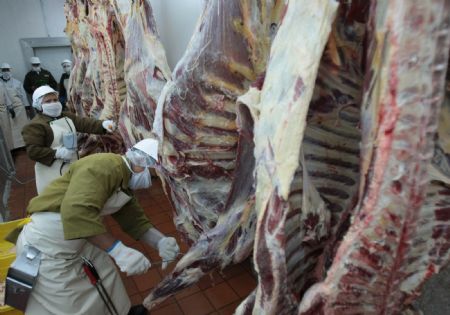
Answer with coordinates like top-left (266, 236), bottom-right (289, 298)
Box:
top-left (0, 218), bottom-right (30, 315)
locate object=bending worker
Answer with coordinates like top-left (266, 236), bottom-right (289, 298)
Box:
top-left (22, 85), bottom-right (116, 194)
top-left (16, 139), bottom-right (180, 315)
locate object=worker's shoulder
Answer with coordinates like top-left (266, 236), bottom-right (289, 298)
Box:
top-left (79, 153), bottom-right (124, 169)
top-left (22, 115), bottom-right (49, 132)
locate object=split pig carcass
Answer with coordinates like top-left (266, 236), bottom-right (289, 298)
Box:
top-left (64, 0), bottom-right (170, 154)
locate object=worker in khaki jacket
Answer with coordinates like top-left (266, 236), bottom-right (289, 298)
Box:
top-left (21, 85), bottom-right (116, 194)
top-left (15, 139), bottom-right (180, 315)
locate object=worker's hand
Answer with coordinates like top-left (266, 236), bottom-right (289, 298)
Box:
top-left (8, 107), bottom-right (15, 119)
top-left (157, 237), bottom-right (180, 269)
top-left (102, 120), bottom-right (116, 133)
top-left (55, 147), bottom-right (74, 160)
top-left (107, 241), bottom-right (151, 276)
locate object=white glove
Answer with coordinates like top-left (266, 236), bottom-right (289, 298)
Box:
top-left (55, 147), bottom-right (74, 160)
top-left (157, 237), bottom-right (180, 270)
top-left (102, 120), bottom-right (116, 133)
top-left (107, 241), bottom-right (151, 276)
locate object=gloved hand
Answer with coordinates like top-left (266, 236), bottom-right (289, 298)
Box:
top-left (107, 241), bottom-right (151, 276)
top-left (157, 237), bottom-right (180, 270)
top-left (102, 120), bottom-right (116, 133)
top-left (7, 107), bottom-right (15, 119)
top-left (55, 147), bottom-right (74, 160)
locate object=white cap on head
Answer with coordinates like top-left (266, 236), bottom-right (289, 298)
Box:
top-left (61, 59), bottom-right (72, 66)
top-left (125, 138), bottom-right (159, 167)
top-left (1, 63), bottom-right (11, 69)
top-left (32, 85), bottom-right (57, 110)
top-left (30, 56), bottom-right (40, 64)
top-left (134, 138), bottom-right (158, 161)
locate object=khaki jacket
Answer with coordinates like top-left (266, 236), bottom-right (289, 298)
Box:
top-left (22, 111), bottom-right (105, 166)
top-left (27, 153), bottom-right (152, 240)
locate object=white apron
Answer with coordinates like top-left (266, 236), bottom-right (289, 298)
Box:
top-left (0, 82), bottom-right (28, 150)
top-left (35, 117), bottom-right (78, 194)
top-left (16, 190), bottom-right (133, 315)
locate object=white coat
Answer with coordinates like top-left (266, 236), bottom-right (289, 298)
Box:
top-left (0, 78), bottom-right (29, 150)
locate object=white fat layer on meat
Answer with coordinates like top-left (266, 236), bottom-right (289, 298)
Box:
top-left (250, 0), bottom-right (339, 314)
top-left (254, 0), bottom-right (339, 200)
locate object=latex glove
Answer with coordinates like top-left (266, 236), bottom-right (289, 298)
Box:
top-left (107, 241), bottom-right (151, 276)
top-left (55, 147), bottom-right (74, 160)
top-left (8, 107), bottom-right (15, 119)
top-left (157, 237), bottom-right (180, 270)
top-left (102, 120), bottom-right (116, 133)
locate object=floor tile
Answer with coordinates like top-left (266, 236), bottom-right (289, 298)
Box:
top-left (132, 268), bottom-right (162, 292)
top-left (219, 264), bottom-right (246, 280)
top-left (227, 273), bottom-right (257, 298)
top-left (177, 292), bottom-right (214, 315)
top-left (197, 272), bottom-right (224, 290)
top-left (218, 301), bottom-right (241, 315)
top-left (203, 282), bottom-right (239, 309)
top-left (129, 294), bottom-right (143, 305)
top-left (150, 302), bottom-right (184, 315)
top-left (174, 284), bottom-right (201, 301)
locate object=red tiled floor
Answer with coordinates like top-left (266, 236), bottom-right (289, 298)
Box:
top-left (6, 149), bottom-right (258, 314)
top-left (177, 292), bottom-right (215, 315)
top-left (150, 302), bottom-right (184, 315)
top-left (203, 282), bottom-right (240, 309)
top-left (227, 272), bottom-right (257, 298)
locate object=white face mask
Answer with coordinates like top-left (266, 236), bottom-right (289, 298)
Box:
top-left (32, 66), bottom-right (41, 72)
top-left (42, 101), bottom-right (62, 117)
top-left (129, 167), bottom-right (151, 190)
top-left (1, 72), bottom-right (10, 81)
top-left (63, 65), bottom-right (71, 74)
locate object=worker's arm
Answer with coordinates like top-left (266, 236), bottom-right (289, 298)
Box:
top-left (65, 112), bottom-right (106, 135)
top-left (111, 196), bottom-right (153, 240)
top-left (21, 123), bottom-right (56, 166)
top-left (87, 232), bottom-right (116, 251)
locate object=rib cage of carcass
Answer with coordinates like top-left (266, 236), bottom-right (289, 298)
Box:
top-left (64, 0), bottom-right (450, 314)
top-left (64, 0), bottom-right (171, 154)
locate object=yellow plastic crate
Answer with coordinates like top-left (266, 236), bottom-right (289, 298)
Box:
top-left (0, 218), bottom-right (30, 315)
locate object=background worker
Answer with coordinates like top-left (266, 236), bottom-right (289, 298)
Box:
top-left (22, 85), bottom-right (116, 194)
top-left (0, 62), bottom-right (29, 151)
top-left (15, 139), bottom-right (180, 315)
top-left (23, 57), bottom-right (58, 119)
top-left (58, 59), bottom-right (72, 110)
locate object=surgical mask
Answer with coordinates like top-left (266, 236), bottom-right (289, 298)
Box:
top-left (129, 167), bottom-right (151, 190)
top-left (63, 65), bottom-right (71, 74)
top-left (1, 72), bottom-right (10, 81)
top-left (32, 66), bottom-right (41, 72)
top-left (42, 101), bottom-right (62, 117)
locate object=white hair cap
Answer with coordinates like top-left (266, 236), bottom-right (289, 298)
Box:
top-left (125, 138), bottom-right (159, 167)
top-left (1, 63), bottom-right (11, 69)
top-left (32, 85), bottom-right (57, 110)
top-left (30, 57), bottom-right (41, 64)
top-left (61, 59), bottom-right (72, 66)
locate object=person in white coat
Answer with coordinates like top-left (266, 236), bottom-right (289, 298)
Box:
top-left (22, 85), bottom-right (117, 194)
top-left (15, 139), bottom-right (180, 315)
top-left (0, 63), bottom-right (29, 151)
